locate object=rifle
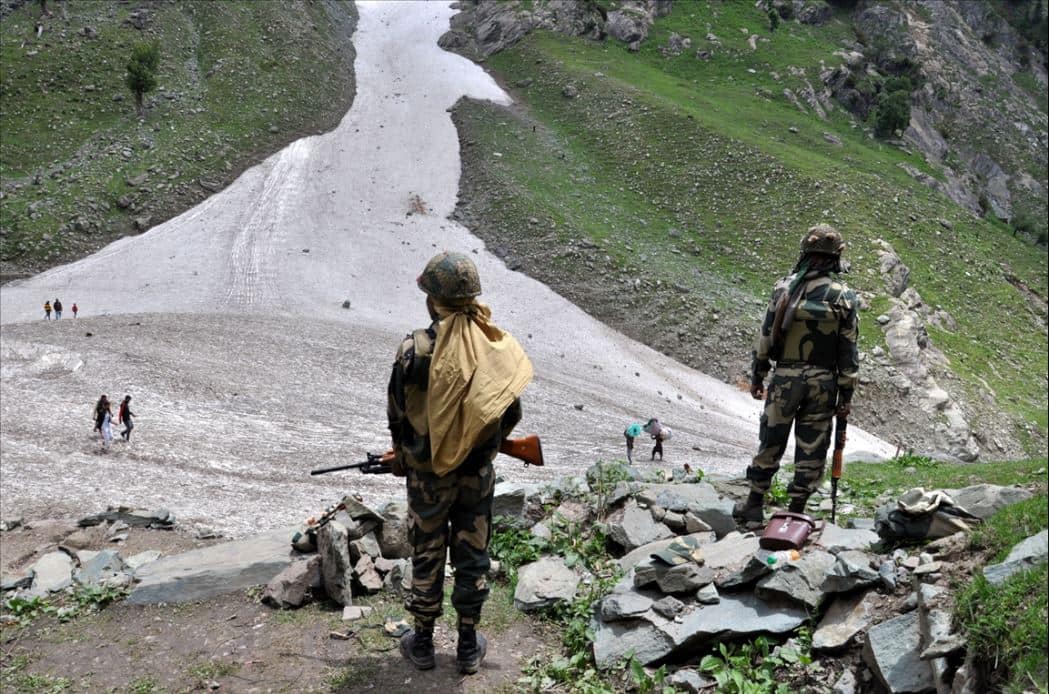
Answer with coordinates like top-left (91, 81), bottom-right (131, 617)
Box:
top-left (309, 434), bottom-right (544, 476)
top-left (830, 414), bottom-right (847, 524)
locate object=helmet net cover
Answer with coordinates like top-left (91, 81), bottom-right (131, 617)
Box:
top-left (800, 223), bottom-right (845, 256)
top-left (417, 251), bottom-right (482, 300)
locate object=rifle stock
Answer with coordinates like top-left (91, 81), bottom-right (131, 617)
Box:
top-left (500, 434), bottom-right (544, 467)
top-left (310, 436), bottom-right (544, 476)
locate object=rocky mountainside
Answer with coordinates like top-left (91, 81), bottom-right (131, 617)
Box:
top-left (441, 0), bottom-right (1048, 461)
top-left (0, 0), bottom-right (357, 281)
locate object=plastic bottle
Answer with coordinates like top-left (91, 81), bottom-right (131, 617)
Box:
top-left (765, 549), bottom-right (801, 567)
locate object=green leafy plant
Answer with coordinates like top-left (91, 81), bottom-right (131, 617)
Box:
top-left (698, 636), bottom-right (806, 693)
top-left (2, 595), bottom-right (56, 627)
top-left (72, 583), bottom-right (127, 612)
top-left (890, 452), bottom-right (939, 469)
top-left (489, 523), bottom-right (546, 589)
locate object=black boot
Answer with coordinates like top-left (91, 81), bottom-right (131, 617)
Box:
top-left (733, 492), bottom-right (765, 524)
top-left (400, 629), bottom-right (435, 670)
top-left (788, 497), bottom-right (809, 514)
top-left (456, 629), bottom-right (487, 674)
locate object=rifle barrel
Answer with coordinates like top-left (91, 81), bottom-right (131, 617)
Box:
top-left (310, 461), bottom-right (366, 476)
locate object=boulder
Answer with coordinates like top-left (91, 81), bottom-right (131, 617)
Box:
top-left (75, 550), bottom-right (127, 586)
top-left (635, 483), bottom-right (734, 537)
top-left (28, 552), bottom-right (74, 595)
top-left (349, 532), bottom-right (381, 563)
top-left (316, 521), bottom-right (354, 606)
top-left (377, 502), bottom-right (411, 559)
top-left (813, 591), bottom-right (878, 651)
top-left (797, 0), bottom-right (832, 26)
top-left (943, 484), bottom-right (1033, 520)
top-left (862, 611), bottom-right (933, 693)
top-left (755, 550), bottom-right (836, 610)
top-left (492, 482), bottom-right (533, 519)
top-left (353, 555), bottom-right (383, 594)
top-left (514, 556), bottom-right (578, 611)
top-left (261, 556), bottom-right (321, 608)
top-left (128, 528), bottom-right (297, 605)
top-left (607, 501), bottom-right (675, 552)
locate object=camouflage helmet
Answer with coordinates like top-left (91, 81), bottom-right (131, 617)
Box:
top-left (417, 251), bottom-right (482, 300)
top-left (800, 223), bottom-right (845, 256)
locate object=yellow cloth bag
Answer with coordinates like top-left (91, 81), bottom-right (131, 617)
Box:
top-left (428, 299), bottom-right (533, 477)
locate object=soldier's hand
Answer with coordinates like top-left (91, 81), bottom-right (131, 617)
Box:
top-left (836, 401), bottom-right (852, 417)
top-left (750, 383), bottom-right (765, 400)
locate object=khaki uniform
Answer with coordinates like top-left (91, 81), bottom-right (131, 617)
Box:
top-left (748, 272), bottom-right (858, 505)
top-left (387, 324), bottom-right (522, 630)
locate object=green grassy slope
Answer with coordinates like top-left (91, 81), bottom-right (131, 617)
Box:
top-left (452, 2), bottom-right (1048, 453)
top-left (0, 0), bottom-right (356, 278)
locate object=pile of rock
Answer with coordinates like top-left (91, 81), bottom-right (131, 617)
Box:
top-left (492, 463), bottom-right (1041, 693)
top-left (0, 508), bottom-right (171, 604)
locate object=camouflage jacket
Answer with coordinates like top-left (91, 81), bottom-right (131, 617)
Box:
top-left (387, 322), bottom-right (522, 473)
top-left (751, 272), bottom-right (859, 399)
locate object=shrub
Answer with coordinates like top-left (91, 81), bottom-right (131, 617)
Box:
top-left (126, 41), bottom-right (160, 116)
top-left (871, 90), bottom-right (910, 137)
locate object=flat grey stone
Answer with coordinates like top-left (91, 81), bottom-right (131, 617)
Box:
top-left (599, 591), bottom-right (653, 622)
top-left (862, 611), bottom-right (933, 693)
top-left (665, 668), bottom-right (715, 693)
top-left (342, 605), bottom-right (374, 621)
top-left (832, 668), bottom-right (857, 694)
top-left (703, 531), bottom-right (761, 572)
top-left (695, 582), bottom-right (720, 604)
top-left (514, 556), bottom-right (578, 611)
top-left (128, 528), bottom-right (295, 604)
top-left (617, 532), bottom-right (715, 571)
top-left (813, 591), bottom-right (878, 651)
top-left (1, 571), bottom-right (34, 592)
top-left (607, 501), bottom-right (675, 552)
top-left (815, 523), bottom-right (879, 552)
top-left (635, 483), bottom-right (734, 537)
top-left (984, 529), bottom-right (1047, 585)
top-left (593, 592), bottom-right (808, 668)
top-left (756, 550), bottom-right (836, 609)
top-left (655, 563), bottom-right (714, 594)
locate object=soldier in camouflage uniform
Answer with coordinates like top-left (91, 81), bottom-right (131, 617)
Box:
top-left (734, 224), bottom-right (859, 523)
top-left (388, 252), bottom-right (528, 674)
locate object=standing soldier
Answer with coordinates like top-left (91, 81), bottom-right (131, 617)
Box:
top-left (734, 224), bottom-right (859, 523)
top-left (388, 252), bottom-right (533, 674)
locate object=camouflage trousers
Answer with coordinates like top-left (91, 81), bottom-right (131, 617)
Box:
top-left (404, 460), bottom-right (494, 631)
top-left (747, 365), bottom-right (837, 505)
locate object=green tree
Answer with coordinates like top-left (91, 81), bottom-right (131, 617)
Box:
top-left (126, 41), bottom-right (160, 117)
